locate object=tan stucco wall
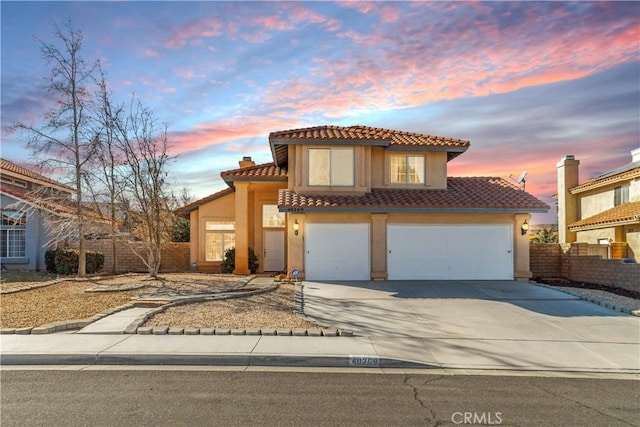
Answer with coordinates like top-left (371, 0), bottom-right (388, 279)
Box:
top-left (580, 189), bottom-right (615, 219)
top-left (576, 228), bottom-right (616, 244)
top-left (189, 181), bottom-right (288, 273)
top-left (285, 211), bottom-right (531, 280)
top-left (625, 227), bottom-right (639, 260)
top-left (288, 145), bottom-right (449, 194)
top-left (630, 177), bottom-right (640, 202)
top-left (192, 190), bottom-right (235, 270)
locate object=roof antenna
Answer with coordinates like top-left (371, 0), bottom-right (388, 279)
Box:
top-left (509, 171), bottom-right (527, 191)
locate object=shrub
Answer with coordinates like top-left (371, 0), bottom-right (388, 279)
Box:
top-left (45, 248), bottom-right (60, 273)
top-left (86, 251), bottom-right (105, 274)
top-left (47, 248), bottom-right (105, 275)
top-left (221, 247), bottom-right (259, 274)
top-left (54, 249), bottom-right (79, 275)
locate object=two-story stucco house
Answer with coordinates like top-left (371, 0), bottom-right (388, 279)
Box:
top-left (0, 158), bottom-right (76, 270)
top-left (179, 125), bottom-right (549, 280)
top-left (557, 148), bottom-right (640, 260)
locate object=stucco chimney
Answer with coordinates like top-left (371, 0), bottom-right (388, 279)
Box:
top-left (239, 156), bottom-right (255, 169)
top-left (631, 148), bottom-right (640, 163)
top-left (557, 155), bottom-right (580, 244)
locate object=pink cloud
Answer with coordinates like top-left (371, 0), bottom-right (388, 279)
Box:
top-left (252, 15), bottom-right (292, 31)
top-left (164, 17), bottom-right (224, 48)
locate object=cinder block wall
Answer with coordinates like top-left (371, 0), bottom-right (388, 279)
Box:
top-left (530, 243), bottom-right (639, 293)
top-left (529, 244), bottom-right (562, 278)
top-left (84, 240), bottom-right (190, 273)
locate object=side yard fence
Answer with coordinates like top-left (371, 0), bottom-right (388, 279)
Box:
top-left (85, 239), bottom-right (190, 274)
top-left (530, 243), bottom-right (639, 294)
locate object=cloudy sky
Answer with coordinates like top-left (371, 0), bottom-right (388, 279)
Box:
top-left (2, 1), bottom-right (639, 223)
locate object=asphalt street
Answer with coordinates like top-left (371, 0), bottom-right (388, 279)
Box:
top-left (1, 369), bottom-right (637, 426)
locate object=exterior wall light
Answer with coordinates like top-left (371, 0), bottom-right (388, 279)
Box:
top-left (521, 219), bottom-right (530, 236)
top-left (293, 219), bottom-right (299, 236)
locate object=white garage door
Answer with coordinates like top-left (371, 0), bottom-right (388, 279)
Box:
top-left (387, 225), bottom-right (513, 280)
top-left (305, 223), bottom-right (370, 280)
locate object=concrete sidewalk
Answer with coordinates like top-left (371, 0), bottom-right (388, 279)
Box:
top-left (2, 333), bottom-right (639, 373)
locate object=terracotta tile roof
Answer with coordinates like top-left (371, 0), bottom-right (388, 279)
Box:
top-left (278, 177), bottom-right (549, 212)
top-left (570, 165), bottom-right (639, 194)
top-left (269, 125), bottom-right (470, 166)
top-left (221, 162), bottom-right (288, 181)
top-left (175, 188), bottom-right (234, 215)
top-left (569, 201), bottom-right (640, 231)
top-left (1, 181), bottom-right (77, 216)
top-left (0, 158), bottom-right (75, 193)
top-left (270, 125), bottom-right (469, 148)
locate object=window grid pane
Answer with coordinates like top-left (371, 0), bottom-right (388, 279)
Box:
top-left (330, 149), bottom-right (354, 186)
top-left (407, 156), bottom-right (425, 183)
top-left (205, 232), bottom-right (235, 261)
top-left (309, 149), bottom-right (330, 186)
top-left (2, 229), bottom-right (26, 258)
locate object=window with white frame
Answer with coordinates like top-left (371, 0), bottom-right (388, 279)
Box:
top-left (308, 148), bottom-right (354, 186)
top-left (1, 209), bottom-right (26, 258)
top-left (614, 184), bottom-right (629, 206)
top-left (205, 221), bottom-right (235, 262)
top-left (390, 154), bottom-right (425, 184)
top-left (262, 205), bottom-right (285, 228)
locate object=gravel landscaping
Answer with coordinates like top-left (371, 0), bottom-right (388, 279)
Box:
top-left (1, 280), bottom-right (141, 329)
top-left (144, 282), bottom-right (318, 330)
top-left (0, 273), bottom-right (251, 329)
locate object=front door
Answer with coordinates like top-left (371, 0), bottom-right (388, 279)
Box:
top-left (264, 230), bottom-right (285, 272)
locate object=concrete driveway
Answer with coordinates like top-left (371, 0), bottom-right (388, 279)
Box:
top-left (302, 280), bottom-right (640, 371)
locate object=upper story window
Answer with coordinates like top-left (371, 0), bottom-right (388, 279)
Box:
top-left (614, 184), bottom-right (629, 206)
top-left (308, 148), bottom-right (354, 186)
top-left (0, 176), bottom-right (27, 188)
top-left (390, 154), bottom-right (425, 184)
top-left (262, 205), bottom-right (285, 228)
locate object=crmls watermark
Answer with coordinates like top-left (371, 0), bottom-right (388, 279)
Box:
top-left (451, 412), bottom-right (503, 425)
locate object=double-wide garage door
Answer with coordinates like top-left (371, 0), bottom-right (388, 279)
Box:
top-left (387, 224), bottom-right (513, 280)
top-left (304, 223), bottom-right (513, 281)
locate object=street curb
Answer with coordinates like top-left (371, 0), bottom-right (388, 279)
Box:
top-left (0, 353), bottom-right (431, 369)
top-left (531, 281), bottom-right (640, 317)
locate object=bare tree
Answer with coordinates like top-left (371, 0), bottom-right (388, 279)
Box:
top-left (8, 20), bottom-right (98, 276)
top-left (85, 63), bottom-right (126, 273)
top-left (115, 97), bottom-right (175, 278)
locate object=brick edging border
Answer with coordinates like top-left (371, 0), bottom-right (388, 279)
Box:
top-left (0, 302), bottom-right (136, 335)
top-left (1, 278), bottom-right (353, 337)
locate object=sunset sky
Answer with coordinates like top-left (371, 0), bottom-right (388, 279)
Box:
top-left (2, 1), bottom-right (639, 224)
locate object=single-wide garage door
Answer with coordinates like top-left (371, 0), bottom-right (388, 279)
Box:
top-left (387, 224), bottom-right (513, 280)
top-left (305, 223), bottom-right (370, 280)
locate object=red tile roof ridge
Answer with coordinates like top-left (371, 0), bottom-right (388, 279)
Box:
top-left (269, 125), bottom-right (469, 146)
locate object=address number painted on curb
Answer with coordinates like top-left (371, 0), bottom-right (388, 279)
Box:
top-left (349, 355), bottom-right (380, 367)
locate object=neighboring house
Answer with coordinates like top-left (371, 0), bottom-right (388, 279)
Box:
top-left (179, 125), bottom-right (549, 280)
top-left (0, 159), bottom-right (75, 270)
top-left (557, 149), bottom-right (640, 260)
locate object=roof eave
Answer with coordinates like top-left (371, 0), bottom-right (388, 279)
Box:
top-left (570, 168), bottom-right (640, 194)
top-left (569, 217), bottom-right (640, 232)
top-left (278, 206), bottom-right (549, 214)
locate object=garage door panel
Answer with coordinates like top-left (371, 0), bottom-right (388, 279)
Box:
top-left (305, 224), bottom-right (370, 280)
top-left (388, 225), bottom-right (513, 280)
